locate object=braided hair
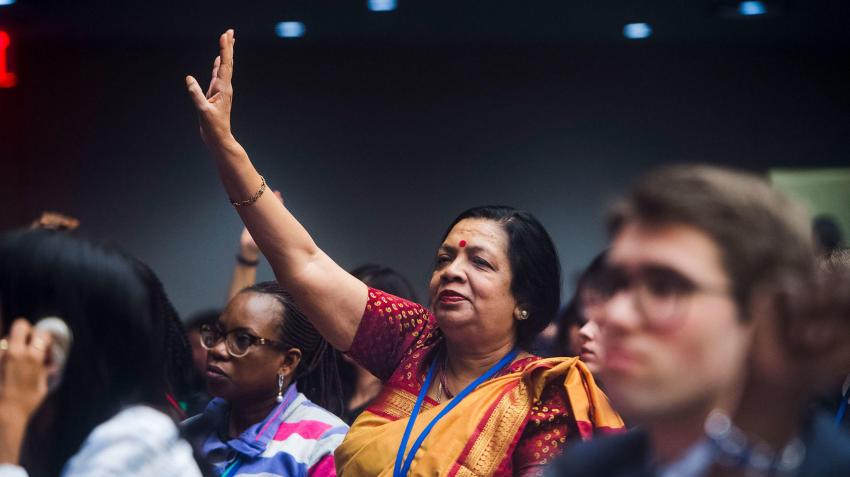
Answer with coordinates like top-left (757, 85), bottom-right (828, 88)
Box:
top-left (243, 282), bottom-right (343, 416)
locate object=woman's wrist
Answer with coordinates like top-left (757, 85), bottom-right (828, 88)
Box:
top-left (0, 407), bottom-right (28, 464)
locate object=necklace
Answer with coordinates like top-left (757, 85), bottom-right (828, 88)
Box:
top-left (438, 353), bottom-right (455, 402)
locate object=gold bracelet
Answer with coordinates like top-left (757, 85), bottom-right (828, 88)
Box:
top-left (231, 175), bottom-right (266, 207)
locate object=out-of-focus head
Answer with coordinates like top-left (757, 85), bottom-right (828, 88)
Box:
top-left (429, 206), bottom-right (561, 350)
top-left (203, 282), bottom-right (341, 414)
top-left (351, 264), bottom-right (418, 303)
top-left (0, 229), bottom-right (168, 475)
top-left (131, 260), bottom-right (193, 402)
top-left (560, 252), bottom-right (612, 372)
top-left (599, 165), bottom-right (814, 424)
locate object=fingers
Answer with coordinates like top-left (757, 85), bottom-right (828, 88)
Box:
top-left (206, 55), bottom-right (221, 98)
top-left (185, 75), bottom-right (209, 111)
top-left (217, 29), bottom-right (235, 83)
top-left (4, 319), bottom-right (51, 363)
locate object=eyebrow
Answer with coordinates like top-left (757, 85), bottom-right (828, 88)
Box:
top-left (440, 244), bottom-right (491, 255)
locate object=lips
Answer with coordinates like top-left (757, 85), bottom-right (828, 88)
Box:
top-left (437, 289), bottom-right (468, 304)
top-left (206, 364), bottom-right (229, 379)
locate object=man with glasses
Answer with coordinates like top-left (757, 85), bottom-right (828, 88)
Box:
top-left (548, 165), bottom-right (850, 477)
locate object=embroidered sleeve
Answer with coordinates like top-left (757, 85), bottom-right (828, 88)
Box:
top-left (346, 288), bottom-right (436, 381)
top-left (513, 383), bottom-right (573, 474)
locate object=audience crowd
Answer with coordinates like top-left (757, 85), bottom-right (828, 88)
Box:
top-left (0, 28), bottom-right (848, 477)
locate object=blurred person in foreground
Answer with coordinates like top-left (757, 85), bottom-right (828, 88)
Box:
top-left (0, 229), bottom-right (202, 477)
top-left (186, 29), bottom-right (623, 476)
top-left (182, 282), bottom-right (348, 477)
top-left (549, 165), bottom-right (823, 477)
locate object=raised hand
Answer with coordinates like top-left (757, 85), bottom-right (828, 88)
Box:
top-left (186, 29), bottom-right (236, 149)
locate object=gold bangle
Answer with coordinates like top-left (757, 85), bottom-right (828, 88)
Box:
top-left (231, 175), bottom-right (266, 207)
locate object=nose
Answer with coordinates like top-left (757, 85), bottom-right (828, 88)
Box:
top-left (600, 290), bottom-right (640, 335)
top-left (439, 256), bottom-right (466, 284)
top-left (579, 320), bottom-right (594, 342)
top-left (206, 337), bottom-right (230, 361)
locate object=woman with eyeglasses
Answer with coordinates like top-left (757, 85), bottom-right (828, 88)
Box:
top-left (182, 282), bottom-right (347, 477)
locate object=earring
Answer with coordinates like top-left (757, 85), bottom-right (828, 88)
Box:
top-left (519, 310), bottom-right (529, 320)
top-left (276, 373), bottom-right (285, 403)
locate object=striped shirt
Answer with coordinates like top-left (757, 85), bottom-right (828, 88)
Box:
top-left (183, 384), bottom-right (348, 477)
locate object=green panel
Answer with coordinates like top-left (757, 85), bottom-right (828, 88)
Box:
top-left (769, 168), bottom-right (850, 246)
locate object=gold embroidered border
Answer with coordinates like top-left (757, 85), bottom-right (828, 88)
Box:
top-left (455, 383), bottom-right (531, 477)
top-left (371, 388), bottom-right (422, 421)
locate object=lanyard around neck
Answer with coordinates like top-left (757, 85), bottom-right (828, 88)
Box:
top-left (393, 347), bottom-right (519, 477)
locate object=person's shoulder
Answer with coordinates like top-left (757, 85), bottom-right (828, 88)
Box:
top-left (546, 430), bottom-right (652, 477)
top-left (63, 405), bottom-right (202, 476)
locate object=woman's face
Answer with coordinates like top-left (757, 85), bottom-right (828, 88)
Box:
top-left (205, 292), bottom-right (300, 404)
top-left (578, 288), bottom-right (607, 374)
top-left (428, 218), bottom-right (520, 347)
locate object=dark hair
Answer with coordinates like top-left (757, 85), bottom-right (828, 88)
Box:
top-left (608, 164), bottom-right (815, 315)
top-left (242, 282), bottom-right (343, 416)
top-left (554, 252), bottom-right (610, 356)
top-left (0, 229), bottom-right (169, 477)
top-left (442, 205), bottom-right (562, 350)
top-left (351, 264), bottom-right (418, 303)
top-left (132, 260), bottom-right (194, 403)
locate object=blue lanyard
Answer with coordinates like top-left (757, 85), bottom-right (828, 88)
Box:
top-left (836, 386), bottom-right (850, 428)
top-left (393, 347), bottom-right (519, 477)
top-left (221, 459), bottom-right (242, 477)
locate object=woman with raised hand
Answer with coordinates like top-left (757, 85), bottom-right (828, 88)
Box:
top-left (185, 30), bottom-right (623, 476)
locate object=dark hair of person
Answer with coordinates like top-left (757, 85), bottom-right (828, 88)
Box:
top-left (132, 259), bottom-right (194, 402)
top-left (351, 264), bottom-right (419, 303)
top-left (553, 252), bottom-right (611, 357)
top-left (0, 229), bottom-right (170, 477)
top-left (241, 282), bottom-right (343, 416)
top-left (608, 164), bottom-right (815, 316)
top-left (442, 205), bottom-right (562, 350)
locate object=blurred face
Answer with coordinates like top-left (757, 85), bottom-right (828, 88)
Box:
top-left (428, 218), bottom-right (520, 347)
top-left (599, 222), bottom-right (753, 423)
top-left (205, 292), bottom-right (300, 404)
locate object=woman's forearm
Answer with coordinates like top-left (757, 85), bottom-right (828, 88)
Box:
top-left (188, 31), bottom-right (368, 350)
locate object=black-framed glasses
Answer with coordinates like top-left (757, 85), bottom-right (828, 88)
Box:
top-left (199, 323), bottom-right (285, 358)
top-left (602, 264), bottom-right (731, 328)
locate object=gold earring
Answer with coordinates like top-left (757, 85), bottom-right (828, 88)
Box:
top-left (519, 310), bottom-right (529, 320)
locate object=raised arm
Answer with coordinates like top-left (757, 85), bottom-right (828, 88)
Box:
top-left (185, 30), bottom-right (367, 350)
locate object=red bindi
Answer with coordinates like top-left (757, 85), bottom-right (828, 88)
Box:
top-left (458, 240), bottom-right (467, 248)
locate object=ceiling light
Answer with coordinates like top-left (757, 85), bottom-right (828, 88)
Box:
top-left (275, 22), bottom-right (306, 38)
top-left (623, 23), bottom-right (652, 40)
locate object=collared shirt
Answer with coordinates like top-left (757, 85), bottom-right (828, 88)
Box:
top-left (183, 384), bottom-right (348, 477)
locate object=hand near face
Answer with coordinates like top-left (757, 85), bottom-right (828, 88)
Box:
top-left (0, 319), bottom-right (52, 464)
top-left (185, 29), bottom-right (236, 149)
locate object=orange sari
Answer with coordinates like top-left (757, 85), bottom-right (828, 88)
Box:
top-left (337, 289), bottom-right (624, 476)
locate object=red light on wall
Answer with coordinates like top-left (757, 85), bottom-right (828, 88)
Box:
top-left (0, 31), bottom-right (17, 88)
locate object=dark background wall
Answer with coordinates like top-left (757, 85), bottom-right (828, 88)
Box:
top-left (1, 1), bottom-right (849, 317)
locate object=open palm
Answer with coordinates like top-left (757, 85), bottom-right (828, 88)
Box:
top-left (185, 29), bottom-right (236, 148)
